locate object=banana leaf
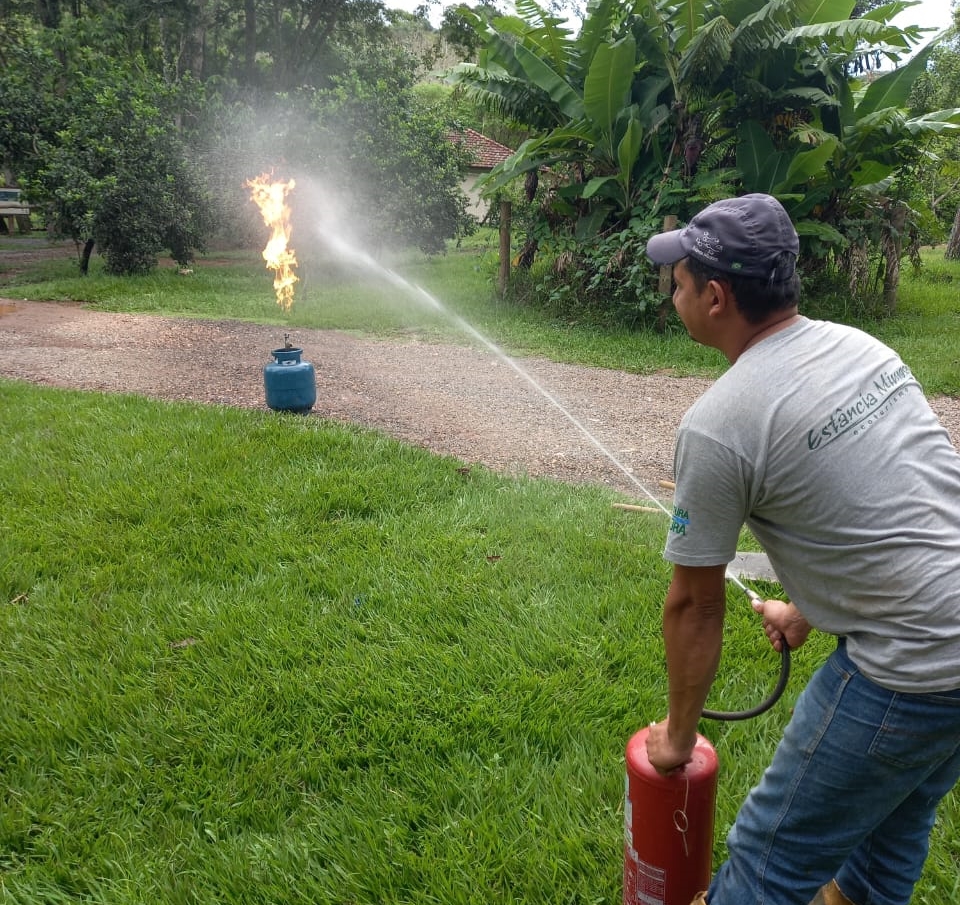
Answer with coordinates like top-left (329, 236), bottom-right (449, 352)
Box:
top-left (583, 35), bottom-right (636, 135)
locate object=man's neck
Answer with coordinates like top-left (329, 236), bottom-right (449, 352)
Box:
top-left (729, 310), bottom-right (800, 363)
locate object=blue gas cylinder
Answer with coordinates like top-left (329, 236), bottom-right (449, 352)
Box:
top-left (264, 346), bottom-right (316, 413)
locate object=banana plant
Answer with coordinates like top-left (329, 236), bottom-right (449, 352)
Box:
top-left (737, 35), bottom-right (960, 226)
top-left (447, 0), bottom-right (671, 230)
top-left (449, 0), bottom-right (957, 301)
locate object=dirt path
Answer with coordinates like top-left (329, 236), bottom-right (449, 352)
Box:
top-left (2, 247), bottom-right (958, 500)
top-left (0, 298), bottom-right (716, 498)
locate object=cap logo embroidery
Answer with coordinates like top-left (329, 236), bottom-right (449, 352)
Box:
top-left (694, 231), bottom-right (723, 262)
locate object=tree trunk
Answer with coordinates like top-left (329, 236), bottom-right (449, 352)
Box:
top-left (187, 0), bottom-right (207, 80)
top-left (946, 204), bottom-right (960, 261)
top-left (244, 0), bottom-right (257, 85)
top-left (656, 215), bottom-right (677, 332)
top-left (882, 201), bottom-right (907, 315)
top-left (36, 0), bottom-right (61, 28)
top-left (80, 239), bottom-right (95, 276)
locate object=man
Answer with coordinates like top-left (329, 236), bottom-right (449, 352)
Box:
top-left (642, 194), bottom-right (960, 905)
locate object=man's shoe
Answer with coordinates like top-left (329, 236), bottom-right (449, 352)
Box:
top-left (809, 879), bottom-right (856, 905)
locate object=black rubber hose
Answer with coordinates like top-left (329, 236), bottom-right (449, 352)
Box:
top-left (701, 643), bottom-right (791, 721)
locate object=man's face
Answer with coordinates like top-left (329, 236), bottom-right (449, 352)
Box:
top-left (671, 258), bottom-right (714, 345)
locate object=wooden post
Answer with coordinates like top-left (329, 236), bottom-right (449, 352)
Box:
top-left (657, 214), bottom-right (677, 294)
top-left (656, 214), bottom-right (678, 331)
top-left (497, 199), bottom-right (511, 297)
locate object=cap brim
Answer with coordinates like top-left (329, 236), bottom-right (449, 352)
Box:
top-left (645, 229), bottom-right (687, 266)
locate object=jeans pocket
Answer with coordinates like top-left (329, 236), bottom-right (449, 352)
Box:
top-left (869, 691), bottom-right (960, 769)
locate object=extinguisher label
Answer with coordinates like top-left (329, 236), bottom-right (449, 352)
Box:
top-left (625, 845), bottom-right (666, 905)
top-left (634, 853), bottom-right (666, 905)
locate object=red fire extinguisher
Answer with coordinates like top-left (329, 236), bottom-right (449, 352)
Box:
top-left (622, 641), bottom-right (790, 905)
top-left (623, 726), bottom-right (718, 905)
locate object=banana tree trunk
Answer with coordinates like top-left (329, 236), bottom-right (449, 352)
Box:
top-left (946, 205), bottom-right (960, 261)
top-left (882, 201), bottom-right (907, 315)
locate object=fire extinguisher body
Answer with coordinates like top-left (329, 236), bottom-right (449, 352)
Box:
top-left (624, 727), bottom-right (718, 905)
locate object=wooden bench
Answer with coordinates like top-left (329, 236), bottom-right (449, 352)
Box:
top-left (0, 188), bottom-right (32, 234)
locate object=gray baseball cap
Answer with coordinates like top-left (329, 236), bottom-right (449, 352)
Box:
top-left (645, 193), bottom-right (799, 280)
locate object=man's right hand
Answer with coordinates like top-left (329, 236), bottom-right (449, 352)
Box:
top-left (752, 598), bottom-right (811, 651)
top-left (646, 717), bottom-right (695, 774)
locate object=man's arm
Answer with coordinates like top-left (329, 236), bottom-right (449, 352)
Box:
top-left (646, 562), bottom-right (727, 772)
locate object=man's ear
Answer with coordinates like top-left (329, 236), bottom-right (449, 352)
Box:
top-left (705, 278), bottom-right (733, 317)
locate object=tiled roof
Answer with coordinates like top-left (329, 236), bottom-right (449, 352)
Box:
top-left (448, 128), bottom-right (514, 169)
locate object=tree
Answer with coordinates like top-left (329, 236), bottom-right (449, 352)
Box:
top-left (0, 15), bottom-right (211, 274)
top-left (31, 70), bottom-right (211, 274)
top-left (231, 0), bottom-right (392, 91)
top-left (0, 15), bottom-right (65, 184)
top-left (439, 1), bottom-right (503, 59)
top-left (911, 2), bottom-right (960, 258)
top-left (293, 38), bottom-right (477, 254)
top-left (311, 82), bottom-right (474, 254)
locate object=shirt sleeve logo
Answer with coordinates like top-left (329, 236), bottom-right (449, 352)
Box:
top-left (670, 506), bottom-right (690, 535)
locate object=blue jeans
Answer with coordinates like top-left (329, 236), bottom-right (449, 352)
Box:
top-left (707, 640), bottom-right (960, 905)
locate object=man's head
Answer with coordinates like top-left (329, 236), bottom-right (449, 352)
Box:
top-left (646, 194), bottom-right (801, 325)
top-left (646, 193), bottom-right (799, 281)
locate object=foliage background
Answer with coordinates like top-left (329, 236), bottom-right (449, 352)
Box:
top-left (2, 0), bottom-right (959, 313)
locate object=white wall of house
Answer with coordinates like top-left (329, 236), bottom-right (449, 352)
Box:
top-left (461, 168), bottom-right (491, 218)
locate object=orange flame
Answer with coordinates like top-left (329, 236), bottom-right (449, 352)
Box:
top-left (246, 174), bottom-right (298, 311)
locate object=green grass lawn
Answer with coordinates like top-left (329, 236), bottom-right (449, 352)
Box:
top-left (1, 236), bottom-right (958, 902)
top-left (0, 383), bottom-right (815, 903)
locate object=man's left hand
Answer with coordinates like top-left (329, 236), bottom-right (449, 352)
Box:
top-left (752, 597), bottom-right (811, 651)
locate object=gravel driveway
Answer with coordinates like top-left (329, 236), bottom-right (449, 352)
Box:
top-left (1, 294), bottom-right (957, 502)
top-left (0, 298), bottom-right (712, 499)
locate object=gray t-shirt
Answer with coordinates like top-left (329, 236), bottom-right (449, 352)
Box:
top-left (664, 316), bottom-right (960, 692)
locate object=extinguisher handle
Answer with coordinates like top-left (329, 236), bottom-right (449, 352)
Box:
top-left (701, 642), bottom-right (791, 722)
